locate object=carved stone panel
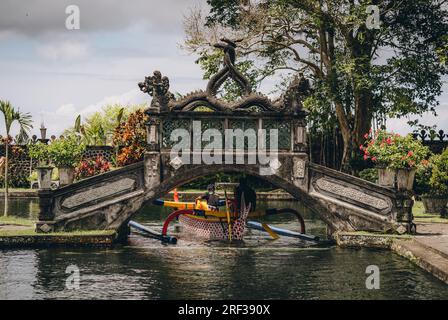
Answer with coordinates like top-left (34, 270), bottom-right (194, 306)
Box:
top-left (293, 158), bottom-right (306, 179)
top-left (61, 178), bottom-right (136, 210)
top-left (314, 178), bottom-right (390, 212)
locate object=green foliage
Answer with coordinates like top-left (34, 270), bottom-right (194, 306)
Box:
top-left (429, 149), bottom-right (448, 196)
top-left (28, 142), bottom-right (50, 165)
top-left (48, 135), bottom-right (85, 168)
top-left (414, 162), bottom-right (433, 196)
top-left (359, 168), bottom-right (378, 184)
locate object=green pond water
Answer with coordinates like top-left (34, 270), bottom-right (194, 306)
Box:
top-left (0, 198), bottom-right (447, 300)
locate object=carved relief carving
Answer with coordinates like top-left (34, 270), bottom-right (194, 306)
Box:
top-left (293, 158), bottom-right (306, 179)
top-left (314, 178), bottom-right (390, 211)
top-left (61, 178), bottom-right (136, 210)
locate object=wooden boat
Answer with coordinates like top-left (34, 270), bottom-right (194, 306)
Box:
top-left (147, 195), bottom-right (317, 243)
top-left (154, 197), bottom-right (251, 241)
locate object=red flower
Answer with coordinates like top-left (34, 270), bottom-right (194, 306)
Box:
top-left (363, 155), bottom-right (369, 160)
top-left (372, 157), bottom-right (377, 162)
top-left (407, 151), bottom-right (413, 157)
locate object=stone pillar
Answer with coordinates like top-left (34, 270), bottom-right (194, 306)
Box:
top-left (35, 189), bottom-right (55, 233)
top-left (144, 152), bottom-right (161, 198)
top-left (395, 191), bottom-right (415, 234)
top-left (146, 107), bottom-right (160, 152)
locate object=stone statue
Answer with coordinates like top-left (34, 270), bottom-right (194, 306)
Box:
top-left (138, 71), bottom-right (174, 111)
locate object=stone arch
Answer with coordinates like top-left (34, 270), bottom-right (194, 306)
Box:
top-left (140, 164), bottom-right (338, 231)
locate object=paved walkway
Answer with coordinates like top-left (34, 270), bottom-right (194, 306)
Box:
top-left (393, 222), bottom-right (448, 284)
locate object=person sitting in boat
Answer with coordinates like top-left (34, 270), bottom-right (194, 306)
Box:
top-left (234, 177), bottom-right (256, 212)
top-left (196, 184), bottom-right (220, 210)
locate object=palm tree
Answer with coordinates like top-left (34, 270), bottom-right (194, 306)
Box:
top-left (0, 100), bottom-right (33, 216)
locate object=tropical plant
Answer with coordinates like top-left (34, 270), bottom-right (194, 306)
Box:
top-left (75, 156), bottom-right (111, 180)
top-left (0, 100), bottom-right (33, 216)
top-left (429, 148), bottom-right (448, 196)
top-left (112, 109), bottom-right (148, 166)
top-left (184, 0), bottom-right (448, 170)
top-left (361, 130), bottom-right (430, 170)
top-left (48, 135), bottom-right (85, 168)
top-left (359, 168), bottom-right (378, 184)
top-left (65, 104), bottom-right (144, 146)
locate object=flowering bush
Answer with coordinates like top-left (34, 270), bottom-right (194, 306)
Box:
top-left (112, 109), bottom-right (148, 167)
top-left (360, 129), bottom-right (429, 169)
top-left (75, 156), bottom-right (111, 180)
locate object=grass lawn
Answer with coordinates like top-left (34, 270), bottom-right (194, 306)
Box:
top-left (0, 216), bottom-right (115, 237)
top-left (413, 201), bottom-right (448, 224)
top-left (0, 216), bottom-right (35, 226)
top-left (0, 188), bottom-right (36, 192)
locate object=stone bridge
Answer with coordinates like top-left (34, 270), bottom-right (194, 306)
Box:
top-left (36, 39), bottom-right (413, 237)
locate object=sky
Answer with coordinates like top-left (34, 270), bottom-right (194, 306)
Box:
top-left (0, 0), bottom-right (447, 138)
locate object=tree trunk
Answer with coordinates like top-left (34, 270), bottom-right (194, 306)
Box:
top-left (4, 141), bottom-right (9, 217)
top-left (334, 102), bottom-right (352, 171)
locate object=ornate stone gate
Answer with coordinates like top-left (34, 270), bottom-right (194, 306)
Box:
top-left (36, 39), bottom-right (414, 236)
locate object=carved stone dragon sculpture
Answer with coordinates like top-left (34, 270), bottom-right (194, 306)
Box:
top-left (138, 40), bottom-right (311, 115)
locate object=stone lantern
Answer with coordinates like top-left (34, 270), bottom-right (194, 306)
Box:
top-left (293, 120), bottom-right (307, 153)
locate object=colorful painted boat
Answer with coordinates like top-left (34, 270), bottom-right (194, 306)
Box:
top-left (154, 198), bottom-right (251, 241)
top-left (178, 207), bottom-right (249, 241)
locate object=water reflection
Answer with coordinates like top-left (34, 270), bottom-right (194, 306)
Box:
top-left (0, 200), bottom-right (447, 299)
top-left (0, 198), bottom-right (39, 220)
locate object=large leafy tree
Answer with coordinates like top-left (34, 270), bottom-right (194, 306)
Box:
top-left (0, 100), bottom-right (32, 216)
top-left (184, 0), bottom-right (448, 170)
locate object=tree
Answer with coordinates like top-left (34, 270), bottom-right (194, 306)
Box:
top-left (183, 0), bottom-right (448, 170)
top-left (0, 100), bottom-right (32, 216)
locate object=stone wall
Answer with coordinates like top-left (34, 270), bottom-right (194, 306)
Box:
top-left (0, 145), bottom-right (116, 187)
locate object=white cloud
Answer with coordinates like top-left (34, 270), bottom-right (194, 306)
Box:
top-left (36, 39), bottom-right (89, 61)
top-left (78, 89), bottom-right (146, 116)
top-left (55, 103), bottom-right (76, 116)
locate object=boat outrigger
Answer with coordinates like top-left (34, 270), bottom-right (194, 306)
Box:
top-left (129, 192), bottom-right (319, 244)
